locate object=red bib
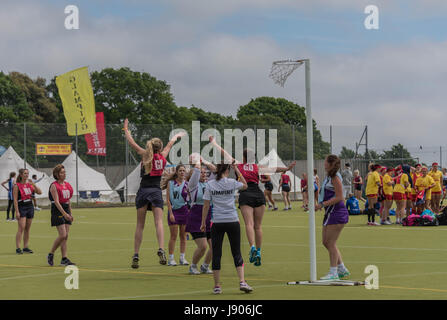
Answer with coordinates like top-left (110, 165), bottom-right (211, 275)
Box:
top-left (281, 174), bottom-right (290, 184)
top-left (17, 183), bottom-right (34, 201)
top-left (50, 181), bottom-right (73, 204)
top-left (237, 163), bottom-right (259, 183)
top-left (141, 153), bottom-right (167, 177)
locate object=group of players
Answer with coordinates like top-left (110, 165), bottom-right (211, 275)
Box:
top-left (3, 118), bottom-right (355, 293)
top-left (2, 165), bottom-right (75, 266)
top-left (364, 162), bottom-right (445, 226)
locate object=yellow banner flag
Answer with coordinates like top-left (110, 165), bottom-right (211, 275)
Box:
top-left (56, 67), bottom-right (97, 136)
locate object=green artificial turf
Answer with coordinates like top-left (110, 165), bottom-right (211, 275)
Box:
top-left (0, 203), bottom-right (446, 300)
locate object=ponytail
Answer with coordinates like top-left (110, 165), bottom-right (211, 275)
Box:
top-left (216, 164), bottom-right (230, 181)
top-left (142, 138), bottom-right (164, 175)
top-left (143, 141), bottom-right (154, 175)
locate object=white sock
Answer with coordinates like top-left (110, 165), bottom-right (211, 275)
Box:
top-left (191, 263), bottom-right (197, 268)
top-left (202, 263), bottom-right (209, 268)
top-left (180, 253), bottom-right (185, 260)
top-left (169, 254), bottom-right (174, 260)
top-left (330, 267), bottom-right (338, 275)
top-left (337, 263), bottom-right (346, 271)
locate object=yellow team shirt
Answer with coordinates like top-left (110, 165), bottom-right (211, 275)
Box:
top-left (394, 173), bottom-right (409, 194)
top-left (366, 171), bottom-right (381, 195)
top-left (415, 175), bottom-right (435, 200)
top-left (382, 174), bottom-right (393, 196)
top-left (428, 170), bottom-right (443, 192)
top-left (411, 172), bottom-right (422, 195)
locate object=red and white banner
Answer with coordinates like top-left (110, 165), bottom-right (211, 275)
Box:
top-left (85, 112), bottom-right (106, 156)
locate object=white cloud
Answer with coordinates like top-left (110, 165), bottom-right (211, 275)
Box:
top-left (1, 0), bottom-right (446, 164)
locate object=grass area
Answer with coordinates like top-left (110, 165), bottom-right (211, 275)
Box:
top-left (0, 203), bottom-right (446, 300)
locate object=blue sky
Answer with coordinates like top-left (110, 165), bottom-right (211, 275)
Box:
top-left (44, 0), bottom-right (447, 54)
top-left (2, 0), bottom-right (447, 164)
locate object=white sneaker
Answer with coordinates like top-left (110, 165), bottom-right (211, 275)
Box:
top-left (384, 220), bottom-right (392, 225)
top-left (372, 222), bottom-right (380, 226)
top-left (320, 273), bottom-right (340, 281)
top-left (35, 207), bottom-right (41, 211)
top-left (189, 265), bottom-right (200, 275)
top-left (200, 264), bottom-right (213, 274)
top-left (179, 258), bottom-right (189, 265)
top-left (168, 259), bottom-right (177, 266)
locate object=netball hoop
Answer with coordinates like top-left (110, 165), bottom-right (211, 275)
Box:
top-left (270, 59), bottom-right (364, 287)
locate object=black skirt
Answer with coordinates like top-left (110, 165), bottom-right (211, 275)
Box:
top-left (238, 183), bottom-right (266, 208)
top-left (51, 203), bottom-right (72, 226)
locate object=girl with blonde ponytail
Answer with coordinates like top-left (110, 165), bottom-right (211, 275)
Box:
top-left (123, 119), bottom-right (185, 268)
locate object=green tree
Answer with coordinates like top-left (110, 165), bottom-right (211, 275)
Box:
top-left (9, 72), bottom-right (59, 123)
top-left (236, 97), bottom-right (330, 159)
top-left (0, 72), bottom-right (31, 123)
top-left (380, 144), bottom-right (416, 167)
top-left (339, 146), bottom-right (356, 159)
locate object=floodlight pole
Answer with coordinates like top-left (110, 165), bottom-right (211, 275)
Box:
top-left (303, 59), bottom-right (317, 282)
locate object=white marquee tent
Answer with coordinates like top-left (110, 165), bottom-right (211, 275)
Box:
top-left (0, 146), bottom-right (52, 203)
top-left (61, 151), bottom-right (120, 203)
top-left (258, 149), bottom-right (301, 195)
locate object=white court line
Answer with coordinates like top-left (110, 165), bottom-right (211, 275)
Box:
top-left (0, 232), bottom-right (445, 253)
top-left (99, 283), bottom-right (286, 300)
top-left (0, 272), bottom-right (57, 281)
top-left (266, 225), bottom-right (447, 231)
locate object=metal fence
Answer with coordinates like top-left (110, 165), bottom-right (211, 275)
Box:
top-left (0, 122), bottom-right (372, 206)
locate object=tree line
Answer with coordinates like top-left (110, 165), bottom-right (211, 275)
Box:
top-left (1, 67), bottom-right (330, 166)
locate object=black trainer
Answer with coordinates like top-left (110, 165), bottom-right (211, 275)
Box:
top-left (60, 258), bottom-right (75, 266)
top-left (47, 253), bottom-right (54, 266)
top-left (131, 254), bottom-right (139, 269)
top-left (16, 248), bottom-right (23, 255)
top-left (157, 249), bottom-right (167, 265)
top-left (23, 248), bottom-right (33, 254)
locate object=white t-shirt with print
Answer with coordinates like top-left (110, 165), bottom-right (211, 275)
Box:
top-left (203, 177), bottom-right (243, 223)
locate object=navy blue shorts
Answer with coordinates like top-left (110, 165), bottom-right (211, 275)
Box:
top-left (264, 181), bottom-right (273, 191)
top-left (51, 203), bottom-right (72, 227)
top-left (135, 187), bottom-right (164, 211)
top-left (18, 203), bottom-right (34, 219)
top-left (238, 184), bottom-right (265, 208)
top-left (281, 184), bottom-right (290, 192)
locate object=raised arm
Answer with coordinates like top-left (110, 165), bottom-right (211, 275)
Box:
top-left (259, 161), bottom-right (296, 175)
top-left (123, 119), bottom-right (146, 155)
top-left (188, 155), bottom-right (201, 193)
top-left (161, 131), bottom-right (187, 159)
top-left (209, 136), bottom-right (236, 164)
top-left (200, 155), bottom-right (217, 173)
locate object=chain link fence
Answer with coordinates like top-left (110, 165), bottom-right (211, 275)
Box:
top-left (1, 122), bottom-right (372, 207)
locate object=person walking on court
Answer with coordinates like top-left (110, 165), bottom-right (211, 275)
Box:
top-left (201, 163), bottom-right (252, 294)
top-left (47, 164), bottom-right (75, 266)
top-left (341, 163), bottom-right (353, 200)
top-left (2, 172), bottom-right (16, 221)
top-left (13, 169), bottom-right (42, 254)
top-left (315, 155), bottom-right (350, 280)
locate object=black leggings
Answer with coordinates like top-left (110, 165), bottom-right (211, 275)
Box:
top-left (367, 208), bottom-right (376, 223)
top-left (7, 200), bottom-right (15, 219)
top-left (211, 222), bottom-right (243, 271)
